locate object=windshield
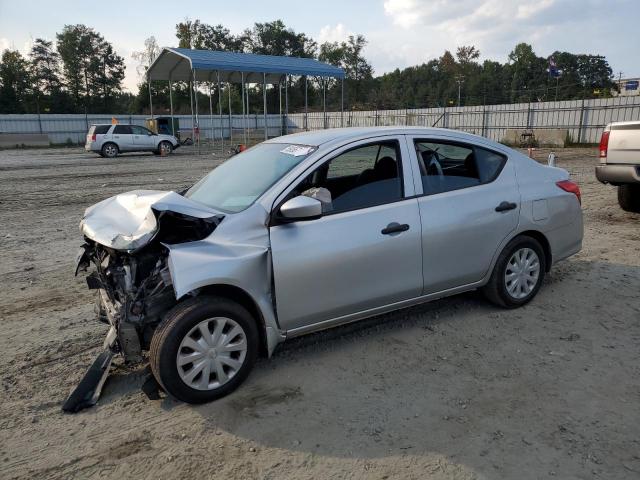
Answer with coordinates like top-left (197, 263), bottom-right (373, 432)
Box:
top-left (185, 143), bottom-right (316, 213)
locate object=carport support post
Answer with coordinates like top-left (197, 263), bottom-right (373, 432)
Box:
top-left (341, 77), bottom-right (344, 128)
top-left (322, 78), bottom-right (327, 129)
top-left (304, 76), bottom-right (308, 131)
top-left (284, 75), bottom-right (289, 135)
top-left (208, 78), bottom-right (214, 149)
top-left (193, 69), bottom-right (200, 153)
top-left (189, 74), bottom-right (195, 143)
top-left (217, 71), bottom-right (223, 152)
top-left (279, 80), bottom-right (283, 136)
top-left (263, 73), bottom-right (268, 141)
top-left (147, 75), bottom-right (154, 118)
top-left (228, 82), bottom-right (233, 148)
top-left (168, 78), bottom-right (174, 121)
top-left (241, 72), bottom-right (246, 146)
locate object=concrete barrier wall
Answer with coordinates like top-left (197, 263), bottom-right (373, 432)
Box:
top-left (1, 96), bottom-right (639, 145)
top-left (0, 133), bottom-right (50, 148)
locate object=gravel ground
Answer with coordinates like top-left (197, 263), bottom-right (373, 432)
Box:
top-left (0, 145), bottom-right (638, 480)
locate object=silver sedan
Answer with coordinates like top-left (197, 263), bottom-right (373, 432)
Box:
top-left (70, 127), bottom-right (583, 408)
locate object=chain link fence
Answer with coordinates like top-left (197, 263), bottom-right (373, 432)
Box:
top-left (1, 95), bottom-right (639, 147)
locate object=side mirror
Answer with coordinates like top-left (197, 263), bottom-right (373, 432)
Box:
top-left (279, 195), bottom-right (322, 221)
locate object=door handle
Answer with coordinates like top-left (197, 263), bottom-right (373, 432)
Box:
top-left (381, 222), bottom-right (410, 235)
top-left (495, 201), bottom-right (517, 212)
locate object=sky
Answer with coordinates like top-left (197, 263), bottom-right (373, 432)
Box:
top-left (1, 0), bottom-right (638, 92)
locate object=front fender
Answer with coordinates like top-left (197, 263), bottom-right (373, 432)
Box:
top-left (164, 203), bottom-right (284, 355)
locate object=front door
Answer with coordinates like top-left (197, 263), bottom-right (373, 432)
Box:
top-left (409, 137), bottom-right (520, 294)
top-left (270, 138), bottom-right (423, 332)
top-left (131, 126), bottom-right (155, 150)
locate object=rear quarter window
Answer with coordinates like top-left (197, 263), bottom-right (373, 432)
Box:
top-left (94, 125), bottom-right (111, 134)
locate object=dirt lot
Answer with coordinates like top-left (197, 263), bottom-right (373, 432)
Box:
top-left (0, 145), bottom-right (638, 480)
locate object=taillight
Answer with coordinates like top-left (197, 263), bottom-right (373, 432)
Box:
top-left (599, 130), bottom-right (610, 159)
top-left (91, 134), bottom-right (96, 141)
top-left (556, 180), bottom-right (581, 205)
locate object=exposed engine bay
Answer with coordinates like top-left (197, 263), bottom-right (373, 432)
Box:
top-left (64, 190), bottom-right (224, 412)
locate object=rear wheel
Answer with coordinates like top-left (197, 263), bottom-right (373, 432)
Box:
top-left (482, 235), bottom-right (546, 308)
top-left (149, 296), bottom-right (258, 404)
top-left (618, 184), bottom-right (640, 213)
top-left (101, 142), bottom-right (118, 158)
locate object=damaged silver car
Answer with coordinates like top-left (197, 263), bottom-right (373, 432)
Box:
top-left (67, 127), bottom-right (583, 409)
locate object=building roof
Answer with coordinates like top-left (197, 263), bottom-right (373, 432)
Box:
top-left (147, 47), bottom-right (345, 83)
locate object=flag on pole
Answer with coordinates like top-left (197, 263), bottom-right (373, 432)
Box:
top-left (548, 57), bottom-right (562, 78)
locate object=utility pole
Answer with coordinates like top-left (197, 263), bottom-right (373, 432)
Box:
top-left (455, 74), bottom-right (465, 107)
top-left (618, 71), bottom-right (623, 94)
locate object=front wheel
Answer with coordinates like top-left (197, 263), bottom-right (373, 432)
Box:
top-left (481, 236), bottom-right (546, 308)
top-left (149, 296), bottom-right (258, 404)
top-left (157, 141), bottom-right (173, 156)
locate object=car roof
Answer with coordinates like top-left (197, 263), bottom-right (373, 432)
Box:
top-left (264, 126), bottom-right (503, 150)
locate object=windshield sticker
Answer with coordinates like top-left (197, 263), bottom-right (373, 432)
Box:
top-left (280, 145), bottom-right (314, 157)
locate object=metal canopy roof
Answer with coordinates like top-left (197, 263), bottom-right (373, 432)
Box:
top-left (148, 47), bottom-right (345, 83)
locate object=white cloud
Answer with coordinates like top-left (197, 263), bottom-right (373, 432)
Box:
top-left (0, 37), bottom-right (33, 56)
top-left (372, 0), bottom-right (618, 75)
top-left (317, 23), bottom-right (354, 44)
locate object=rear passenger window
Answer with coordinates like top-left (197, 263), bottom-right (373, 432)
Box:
top-left (475, 147), bottom-right (506, 183)
top-left (94, 125), bottom-right (111, 134)
top-left (415, 140), bottom-right (505, 195)
top-left (113, 125), bottom-right (132, 134)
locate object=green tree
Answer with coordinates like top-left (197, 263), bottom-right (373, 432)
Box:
top-left (242, 20), bottom-right (316, 57)
top-left (56, 24), bottom-right (125, 112)
top-left (0, 49), bottom-right (32, 113)
top-left (29, 38), bottom-right (68, 113)
top-left (176, 19), bottom-right (242, 51)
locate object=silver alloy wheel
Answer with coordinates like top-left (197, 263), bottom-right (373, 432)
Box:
top-left (159, 141), bottom-right (172, 155)
top-left (176, 317), bottom-right (247, 391)
top-left (504, 247), bottom-right (540, 299)
top-left (103, 144), bottom-right (117, 157)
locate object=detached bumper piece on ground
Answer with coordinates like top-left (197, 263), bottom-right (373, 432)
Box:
top-left (62, 350), bottom-right (114, 413)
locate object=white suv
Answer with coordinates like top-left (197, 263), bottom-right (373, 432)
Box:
top-left (85, 124), bottom-right (179, 158)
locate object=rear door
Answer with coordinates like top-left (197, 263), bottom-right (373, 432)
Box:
top-left (270, 137), bottom-right (423, 332)
top-left (407, 136), bottom-right (520, 294)
top-left (112, 125), bottom-right (134, 151)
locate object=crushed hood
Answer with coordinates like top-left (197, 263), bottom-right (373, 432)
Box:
top-left (80, 190), bottom-right (222, 251)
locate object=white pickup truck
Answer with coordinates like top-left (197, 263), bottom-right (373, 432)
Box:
top-left (595, 121), bottom-right (640, 212)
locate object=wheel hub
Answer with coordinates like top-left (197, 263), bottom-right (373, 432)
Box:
top-left (504, 247), bottom-right (540, 300)
top-left (176, 317), bottom-right (247, 391)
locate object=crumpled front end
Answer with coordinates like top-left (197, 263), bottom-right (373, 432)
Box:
top-left (76, 189), bottom-right (224, 362)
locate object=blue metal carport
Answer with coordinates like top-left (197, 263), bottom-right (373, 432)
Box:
top-left (146, 48), bottom-right (345, 148)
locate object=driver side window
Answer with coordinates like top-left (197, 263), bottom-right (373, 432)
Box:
top-left (131, 126), bottom-right (151, 135)
top-left (295, 141), bottom-right (403, 215)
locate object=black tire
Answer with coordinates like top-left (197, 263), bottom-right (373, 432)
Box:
top-left (101, 142), bottom-right (118, 158)
top-left (158, 141), bottom-right (173, 156)
top-left (149, 296), bottom-right (258, 404)
top-left (481, 235), bottom-right (546, 309)
top-left (618, 185), bottom-right (640, 213)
